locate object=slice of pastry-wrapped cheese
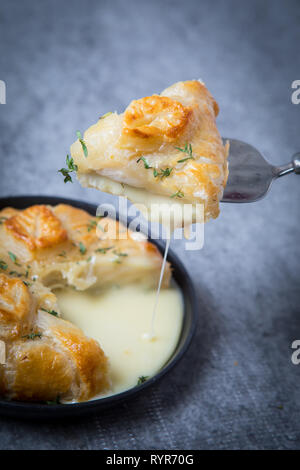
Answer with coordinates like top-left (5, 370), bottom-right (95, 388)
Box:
top-left (0, 203), bottom-right (172, 402)
top-left (0, 273), bottom-right (110, 402)
top-left (0, 204), bottom-right (171, 290)
top-left (71, 80), bottom-right (229, 223)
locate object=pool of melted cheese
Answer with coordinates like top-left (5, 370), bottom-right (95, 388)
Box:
top-left (55, 284), bottom-right (183, 398)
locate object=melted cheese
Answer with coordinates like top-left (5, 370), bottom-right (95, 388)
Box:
top-left (78, 173), bottom-right (204, 232)
top-left (148, 238), bottom-right (171, 339)
top-left (55, 283), bottom-right (183, 398)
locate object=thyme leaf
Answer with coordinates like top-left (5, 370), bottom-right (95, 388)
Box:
top-left (46, 395), bottom-right (60, 405)
top-left (76, 130), bottom-right (88, 157)
top-left (22, 332), bottom-right (42, 340)
top-left (95, 246), bottom-right (114, 254)
top-left (137, 156), bottom-right (152, 169)
top-left (170, 190), bottom-right (184, 199)
top-left (23, 281), bottom-right (32, 287)
top-left (40, 307), bottom-right (58, 317)
top-left (9, 270), bottom-right (22, 277)
top-left (153, 167), bottom-right (173, 178)
top-left (113, 250), bottom-right (128, 257)
top-left (79, 242), bottom-right (86, 255)
top-left (100, 112), bottom-right (113, 119)
top-left (58, 155), bottom-right (78, 183)
top-left (87, 220), bottom-right (97, 232)
top-left (8, 251), bottom-right (21, 266)
top-left (113, 250), bottom-right (128, 264)
top-left (0, 260), bottom-right (7, 270)
top-left (176, 143), bottom-right (195, 163)
top-left (137, 376), bottom-right (149, 385)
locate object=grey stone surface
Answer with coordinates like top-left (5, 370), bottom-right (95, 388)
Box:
top-left (0, 0), bottom-right (299, 450)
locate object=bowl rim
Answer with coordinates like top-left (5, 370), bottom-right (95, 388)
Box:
top-left (0, 195), bottom-right (198, 417)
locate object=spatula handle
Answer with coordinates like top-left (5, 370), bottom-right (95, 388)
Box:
top-left (274, 153), bottom-right (300, 177)
top-left (292, 153), bottom-right (300, 174)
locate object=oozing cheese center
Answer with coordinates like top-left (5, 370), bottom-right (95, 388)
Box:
top-left (55, 283), bottom-right (183, 398)
top-left (78, 173), bottom-right (204, 232)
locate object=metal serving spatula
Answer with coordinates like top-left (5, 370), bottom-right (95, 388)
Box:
top-left (222, 138), bottom-right (300, 203)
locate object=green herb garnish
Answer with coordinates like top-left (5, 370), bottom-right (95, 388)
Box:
top-left (9, 271), bottom-right (22, 277)
top-left (58, 155), bottom-right (78, 183)
top-left (24, 265), bottom-right (31, 278)
top-left (46, 395), bottom-right (60, 405)
top-left (0, 260), bottom-right (7, 270)
top-left (95, 246), bottom-right (114, 254)
top-left (113, 250), bottom-right (128, 257)
top-left (170, 190), bottom-right (184, 199)
top-left (58, 251), bottom-right (67, 258)
top-left (0, 216), bottom-right (7, 225)
top-left (8, 252), bottom-right (21, 266)
top-left (153, 167), bottom-right (173, 179)
top-left (137, 156), bottom-right (173, 179)
top-left (137, 156), bottom-right (152, 169)
top-left (76, 130), bottom-right (88, 157)
top-left (87, 220), bottom-right (97, 232)
top-left (22, 332), bottom-right (42, 340)
top-left (100, 112), bottom-right (113, 119)
top-left (137, 376), bottom-right (149, 385)
top-left (79, 242), bottom-right (86, 255)
top-left (40, 307), bottom-right (58, 317)
top-left (176, 143), bottom-right (195, 163)
top-left (23, 281), bottom-right (32, 287)
top-left (8, 252), bottom-right (17, 263)
top-left (113, 250), bottom-right (128, 264)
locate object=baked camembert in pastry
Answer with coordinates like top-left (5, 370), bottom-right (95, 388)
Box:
top-left (0, 203), bottom-right (171, 402)
top-left (70, 80), bottom-right (229, 224)
top-left (0, 203), bottom-right (170, 291)
top-left (0, 273), bottom-right (110, 403)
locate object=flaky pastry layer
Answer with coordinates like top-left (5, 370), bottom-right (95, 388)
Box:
top-left (0, 203), bottom-right (171, 402)
top-left (71, 80), bottom-right (229, 221)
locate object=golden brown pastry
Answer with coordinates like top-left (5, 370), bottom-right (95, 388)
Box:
top-left (0, 203), bottom-right (171, 402)
top-left (0, 273), bottom-right (110, 402)
top-left (0, 204), bottom-right (171, 290)
top-left (70, 80), bottom-right (229, 222)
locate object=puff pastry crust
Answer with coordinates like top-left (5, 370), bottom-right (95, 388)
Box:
top-left (0, 203), bottom-right (171, 402)
top-left (0, 272), bottom-right (110, 402)
top-left (0, 203), bottom-right (171, 289)
top-left (71, 80), bottom-right (229, 221)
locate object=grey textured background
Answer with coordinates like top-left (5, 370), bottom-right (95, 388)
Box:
top-left (0, 0), bottom-right (300, 450)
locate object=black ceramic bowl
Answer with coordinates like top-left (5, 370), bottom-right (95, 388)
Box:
top-left (0, 196), bottom-right (197, 419)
